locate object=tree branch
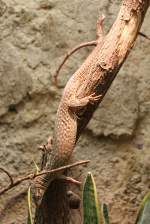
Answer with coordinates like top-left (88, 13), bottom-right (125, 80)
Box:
top-left (0, 167), bottom-right (14, 186)
top-left (138, 31), bottom-right (150, 40)
top-left (35, 0), bottom-right (150, 223)
top-left (53, 40), bottom-right (97, 86)
top-left (0, 160), bottom-right (89, 196)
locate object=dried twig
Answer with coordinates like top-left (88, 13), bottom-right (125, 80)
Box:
top-left (59, 176), bottom-right (81, 185)
top-left (138, 31), bottom-right (150, 40)
top-left (52, 15), bottom-right (106, 87)
top-left (0, 160), bottom-right (89, 196)
top-left (53, 40), bottom-right (97, 85)
top-left (0, 168), bottom-right (14, 186)
top-left (52, 29), bottom-right (149, 87)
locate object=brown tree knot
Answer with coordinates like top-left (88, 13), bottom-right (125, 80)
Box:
top-left (96, 61), bottom-right (111, 70)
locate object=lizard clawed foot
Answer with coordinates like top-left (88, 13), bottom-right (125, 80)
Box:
top-left (88, 93), bottom-right (102, 104)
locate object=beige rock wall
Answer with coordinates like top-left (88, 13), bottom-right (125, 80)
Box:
top-left (0, 0), bottom-right (149, 223)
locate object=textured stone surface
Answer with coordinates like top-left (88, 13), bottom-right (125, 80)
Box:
top-left (0, 0), bottom-right (149, 224)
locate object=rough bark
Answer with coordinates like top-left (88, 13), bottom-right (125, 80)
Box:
top-left (34, 0), bottom-right (149, 223)
top-left (77, 0), bottom-right (150, 137)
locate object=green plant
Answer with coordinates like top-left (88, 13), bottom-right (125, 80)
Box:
top-left (135, 192), bottom-right (150, 224)
top-left (83, 172), bottom-right (150, 224)
top-left (83, 172), bottom-right (107, 224)
top-left (27, 186), bottom-right (33, 224)
top-left (26, 171), bottom-right (150, 224)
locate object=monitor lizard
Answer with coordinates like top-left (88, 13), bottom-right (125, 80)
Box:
top-left (32, 15), bottom-right (105, 206)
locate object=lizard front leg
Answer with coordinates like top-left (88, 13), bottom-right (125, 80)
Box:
top-left (67, 93), bottom-right (102, 108)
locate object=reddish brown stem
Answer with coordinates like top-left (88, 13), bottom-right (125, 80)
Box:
top-left (0, 160), bottom-right (89, 196)
top-left (59, 176), bottom-right (81, 185)
top-left (53, 40), bottom-right (97, 86)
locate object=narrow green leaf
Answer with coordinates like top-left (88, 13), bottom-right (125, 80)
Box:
top-left (135, 192), bottom-right (150, 224)
top-left (83, 172), bottom-right (104, 224)
top-left (27, 187), bottom-right (33, 224)
top-left (33, 159), bottom-right (40, 174)
top-left (103, 203), bottom-right (109, 224)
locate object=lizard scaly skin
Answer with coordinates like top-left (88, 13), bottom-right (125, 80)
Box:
top-left (33, 16), bottom-right (104, 205)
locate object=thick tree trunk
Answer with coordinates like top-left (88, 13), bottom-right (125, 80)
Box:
top-left (34, 0), bottom-right (149, 223)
